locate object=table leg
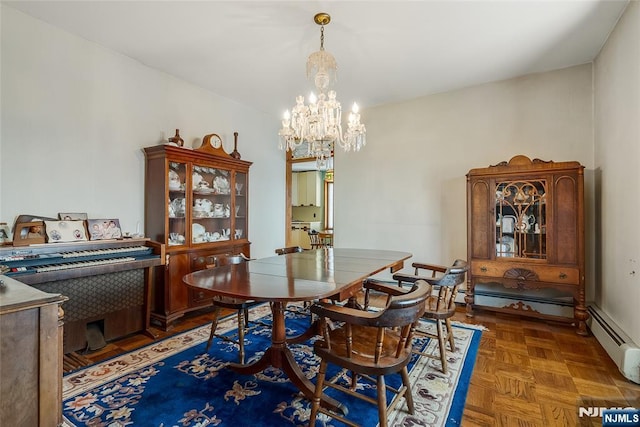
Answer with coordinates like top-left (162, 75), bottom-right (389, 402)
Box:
top-left (228, 301), bottom-right (347, 415)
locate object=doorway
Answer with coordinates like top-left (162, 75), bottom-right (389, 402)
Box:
top-left (286, 156), bottom-right (334, 248)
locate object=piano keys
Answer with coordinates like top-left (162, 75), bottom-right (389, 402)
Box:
top-left (0, 238), bottom-right (165, 353)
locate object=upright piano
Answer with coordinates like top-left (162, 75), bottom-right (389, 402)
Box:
top-left (0, 238), bottom-right (164, 353)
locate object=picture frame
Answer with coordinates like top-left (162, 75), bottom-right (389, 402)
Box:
top-left (58, 212), bottom-right (88, 221)
top-left (0, 223), bottom-right (11, 245)
top-left (13, 221), bottom-right (46, 246)
top-left (44, 220), bottom-right (88, 243)
top-left (87, 219), bottom-right (122, 240)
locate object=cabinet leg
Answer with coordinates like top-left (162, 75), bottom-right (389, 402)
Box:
top-left (576, 321), bottom-right (589, 336)
top-left (465, 289), bottom-right (475, 317)
top-left (574, 305), bottom-right (589, 336)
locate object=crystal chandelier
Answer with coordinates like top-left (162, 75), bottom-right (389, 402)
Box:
top-left (278, 13), bottom-right (366, 169)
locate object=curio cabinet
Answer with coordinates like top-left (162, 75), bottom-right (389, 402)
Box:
top-left (466, 155), bottom-right (586, 335)
top-left (143, 136), bottom-right (251, 329)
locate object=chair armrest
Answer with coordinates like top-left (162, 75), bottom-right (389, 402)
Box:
top-left (411, 262), bottom-right (447, 276)
top-left (392, 272), bottom-right (438, 286)
top-left (310, 301), bottom-right (380, 326)
top-left (363, 278), bottom-right (411, 296)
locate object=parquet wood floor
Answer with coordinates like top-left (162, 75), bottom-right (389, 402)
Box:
top-left (77, 305), bottom-right (640, 426)
top-left (458, 309), bottom-right (640, 427)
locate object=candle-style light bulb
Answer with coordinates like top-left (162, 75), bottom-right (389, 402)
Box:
top-left (282, 110), bottom-right (291, 128)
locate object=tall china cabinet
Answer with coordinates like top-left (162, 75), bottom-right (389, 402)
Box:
top-left (466, 155), bottom-right (587, 335)
top-left (144, 136), bottom-right (251, 329)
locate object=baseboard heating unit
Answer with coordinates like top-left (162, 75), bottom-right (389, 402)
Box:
top-left (587, 303), bottom-right (640, 384)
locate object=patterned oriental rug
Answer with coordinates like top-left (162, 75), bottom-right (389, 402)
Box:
top-left (62, 304), bottom-right (482, 426)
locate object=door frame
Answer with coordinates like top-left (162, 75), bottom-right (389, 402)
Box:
top-left (285, 152), bottom-right (293, 246)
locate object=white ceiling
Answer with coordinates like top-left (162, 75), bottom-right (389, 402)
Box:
top-left (3, 1), bottom-right (629, 117)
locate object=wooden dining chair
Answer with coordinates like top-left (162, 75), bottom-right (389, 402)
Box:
top-left (308, 279), bottom-right (430, 427)
top-left (205, 254), bottom-right (260, 364)
top-left (274, 246), bottom-right (303, 255)
top-left (318, 230), bottom-right (333, 248)
top-left (308, 230), bottom-right (324, 249)
top-left (392, 259), bottom-right (468, 374)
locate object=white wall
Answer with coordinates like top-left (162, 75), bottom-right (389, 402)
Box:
top-left (0, 6), bottom-right (285, 259)
top-left (594, 1), bottom-right (640, 345)
top-left (335, 64), bottom-right (595, 282)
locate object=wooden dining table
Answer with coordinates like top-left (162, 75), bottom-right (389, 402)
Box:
top-left (182, 247), bottom-right (411, 414)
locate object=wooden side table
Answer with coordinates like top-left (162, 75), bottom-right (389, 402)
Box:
top-left (0, 275), bottom-right (67, 426)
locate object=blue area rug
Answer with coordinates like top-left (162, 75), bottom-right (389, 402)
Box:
top-left (62, 304), bottom-right (482, 426)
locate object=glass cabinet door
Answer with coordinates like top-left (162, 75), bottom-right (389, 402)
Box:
top-left (168, 161), bottom-right (187, 246)
top-left (234, 172), bottom-right (247, 240)
top-left (495, 179), bottom-right (546, 259)
top-left (192, 164), bottom-right (232, 244)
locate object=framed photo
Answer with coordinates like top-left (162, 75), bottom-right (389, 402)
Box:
top-left (0, 223), bottom-right (11, 245)
top-left (59, 212), bottom-right (88, 221)
top-left (44, 220), bottom-right (88, 243)
top-left (87, 219), bottom-right (122, 240)
top-left (13, 221), bottom-right (46, 246)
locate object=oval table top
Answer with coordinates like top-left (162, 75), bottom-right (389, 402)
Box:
top-left (182, 248), bottom-right (412, 302)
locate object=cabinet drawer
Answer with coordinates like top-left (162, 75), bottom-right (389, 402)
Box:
top-left (191, 253), bottom-right (220, 271)
top-left (471, 260), bottom-right (579, 285)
